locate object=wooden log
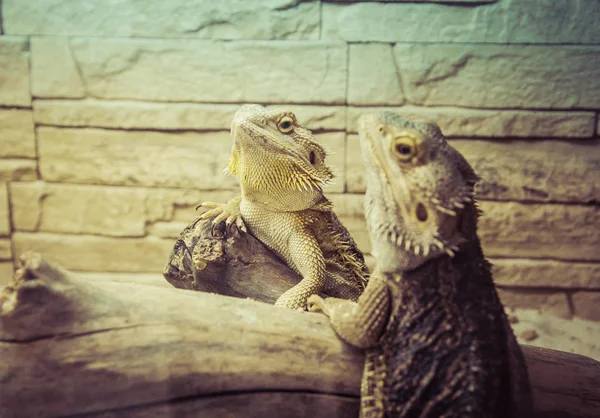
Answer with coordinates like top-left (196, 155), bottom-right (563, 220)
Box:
top-left (163, 216), bottom-right (302, 304)
top-left (1, 252), bottom-right (599, 418)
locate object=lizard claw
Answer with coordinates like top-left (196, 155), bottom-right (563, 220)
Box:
top-left (307, 294), bottom-right (328, 314)
top-left (196, 197), bottom-right (246, 234)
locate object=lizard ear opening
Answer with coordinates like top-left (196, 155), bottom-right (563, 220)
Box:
top-left (309, 151), bottom-right (316, 165)
top-left (416, 202), bottom-right (428, 222)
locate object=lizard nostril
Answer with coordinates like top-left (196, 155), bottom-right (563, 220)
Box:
top-left (416, 202), bottom-right (428, 222)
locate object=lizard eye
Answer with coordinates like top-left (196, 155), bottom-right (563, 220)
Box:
top-left (277, 116), bottom-right (294, 133)
top-left (392, 136), bottom-right (417, 161)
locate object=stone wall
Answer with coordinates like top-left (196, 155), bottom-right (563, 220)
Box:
top-left (0, 0), bottom-right (599, 321)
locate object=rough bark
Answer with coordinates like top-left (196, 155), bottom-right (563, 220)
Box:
top-left (1, 252), bottom-right (599, 418)
top-left (163, 216), bottom-right (302, 304)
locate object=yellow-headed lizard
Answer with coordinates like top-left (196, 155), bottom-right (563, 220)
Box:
top-left (309, 112), bottom-right (533, 417)
top-left (199, 104), bottom-right (368, 309)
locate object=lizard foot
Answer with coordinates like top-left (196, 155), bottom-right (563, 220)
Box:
top-left (307, 294), bottom-right (330, 316)
top-left (197, 197), bottom-right (247, 234)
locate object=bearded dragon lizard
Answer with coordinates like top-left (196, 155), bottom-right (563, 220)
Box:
top-left (308, 112), bottom-right (532, 417)
top-left (198, 104), bottom-right (368, 309)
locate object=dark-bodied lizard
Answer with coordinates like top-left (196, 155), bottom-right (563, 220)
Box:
top-left (199, 104), bottom-right (368, 309)
top-left (308, 112), bottom-right (533, 417)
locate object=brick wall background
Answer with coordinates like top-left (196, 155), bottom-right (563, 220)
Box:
top-left (0, 0), bottom-right (599, 324)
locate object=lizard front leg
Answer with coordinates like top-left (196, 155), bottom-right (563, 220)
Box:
top-left (197, 196), bottom-right (247, 233)
top-left (274, 230), bottom-right (326, 309)
top-left (309, 274), bottom-right (391, 418)
top-left (307, 273), bottom-right (390, 348)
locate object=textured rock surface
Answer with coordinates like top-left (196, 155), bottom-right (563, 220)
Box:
top-left (0, 36), bottom-right (30, 106)
top-left (0, 109), bottom-right (36, 158)
top-left (12, 232), bottom-right (174, 272)
top-left (37, 128), bottom-right (238, 189)
top-left (3, 0), bottom-right (319, 40)
top-left (30, 37), bottom-right (85, 98)
top-left (348, 44), bottom-right (404, 105)
top-left (479, 201), bottom-right (599, 262)
top-left (40, 39), bottom-right (348, 104)
top-left (323, 0), bottom-right (600, 44)
top-left (9, 182), bottom-right (239, 237)
top-left (33, 100), bottom-right (347, 132)
top-left (454, 139), bottom-right (600, 203)
top-left (492, 259), bottom-right (600, 290)
top-left (323, 1), bottom-right (508, 43)
top-left (0, 263), bottom-right (14, 286)
top-left (0, 239), bottom-right (11, 260)
top-left (497, 288), bottom-right (571, 319)
top-left (0, 160), bottom-right (37, 182)
top-left (347, 136), bottom-right (600, 203)
top-left (395, 44), bottom-right (600, 109)
top-left (0, 185), bottom-right (9, 237)
top-left (346, 106), bottom-right (596, 138)
top-left (572, 292), bottom-right (600, 321)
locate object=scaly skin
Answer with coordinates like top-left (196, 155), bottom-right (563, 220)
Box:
top-left (309, 112), bottom-right (532, 417)
top-left (199, 104), bottom-right (368, 309)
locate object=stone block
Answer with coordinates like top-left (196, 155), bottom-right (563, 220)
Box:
top-left (0, 159), bottom-right (38, 182)
top-left (30, 37), bottom-right (86, 99)
top-left (34, 100), bottom-right (239, 130)
top-left (453, 139), bottom-right (600, 204)
top-left (10, 182), bottom-right (147, 237)
top-left (348, 44), bottom-right (404, 105)
top-left (394, 44), bottom-right (600, 109)
top-left (0, 36), bottom-right (30, 106)
top-left (491, 259), bottom-right (600, 290)
top-left (0, 238), bottom-right (12, 260)
top-left (0, 183), bottom-right (8, 236)
top-left (0, 109), bottom-right (36, 158)
top-left (346, 137), bottom-right (600, 204)
top-left (345, 135), bottom-right (365, 194)
top-left (323, 0), bottom-right (600, 44)
top-left (9, 182), bottom-right (242, 237)
top-left (33, 101), bottom-right (347, 132)
top-left (496, 288), bottom-right (571, 319)
top-left (322, 1), bottom-right (507, 43)
top-left (479, 201), bottom-right (599, 262)
top-left (3, 0), bottom-right (319, 40)
top-left (346, 106), bottom-right (595, 138)
top-left (57, 38), bottom-right (347, 104)
top-left (37, 127), bottom-right (238, 189)
top-left (316, 132), bottom-right (345, 194)
top-left (12, 232), bottom-right (174, 273)
top-left (0, 262), bottom-right (14, 286)
top-left (507, 0), bottom-right (600, 44)
top-left (572, 292), bottom-right (600, 321)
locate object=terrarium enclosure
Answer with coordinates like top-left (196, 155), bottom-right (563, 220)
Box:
top-left (0, 0), bottom-right (599, 359)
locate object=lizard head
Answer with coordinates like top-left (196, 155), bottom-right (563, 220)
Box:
top-left (228, 104), bottom-right (333, 210)
top-left (359, 111), bottom-right (478, 272)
